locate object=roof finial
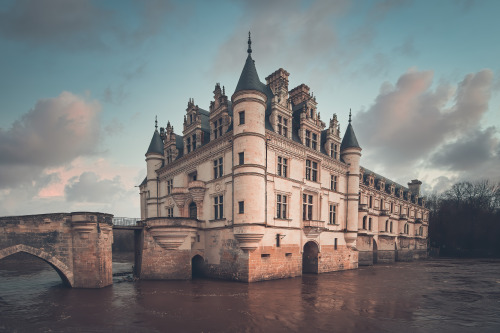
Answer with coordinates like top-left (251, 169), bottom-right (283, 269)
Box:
top-left (155, 115), bottom-right (158, 130)
top-left (247, 31), bottom-right (252, 54)
top-left (349, 108), bottom-right (352, 123)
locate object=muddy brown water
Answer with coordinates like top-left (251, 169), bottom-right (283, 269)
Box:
top-left (1, 252), bottom-right (499, 332)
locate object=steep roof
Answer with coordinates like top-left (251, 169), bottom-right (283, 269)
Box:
top-left (234, 54), bottom-right (266, 95)
top-left (340, 112), bottom-right (361, 151)
top-left (146, 130), bottom-right (164, 155)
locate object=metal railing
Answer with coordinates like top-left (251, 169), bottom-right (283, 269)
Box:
top-left (112, 217), bottom-right (141, 226)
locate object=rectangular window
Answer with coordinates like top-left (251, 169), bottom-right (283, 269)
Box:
top-left (276, 194), bottom-right (288, 219)
top-left (238, 201), bottom-right (244, 214)
top-left (166, 149), bottom-right (173, 164)
top-left (330, 175), bottom-right (337, 191)
top-left (334, 238), bottom-right (338, 250)
top-left (167, 207), bottom-right (173, 217)
top-left (192, 134), bottom-right (196, 150)
top-left (213, 157), bottom-right (223, 179)
top-left (302, 194), bottom-right (313, 220)
top-left (214, 195), bottom-right (224, 220)
top-left (238, 152), bottom-right (244, 165)
top-left (167, 179), bottom-right (173, 195)
top-left (278, 116), bottom-right (288, 137)
top-left (305, 159), bottom-right (318, 181)
top-left (312, 133), bottom-right (317, 150)
top-left (277, 156), bottom-right (288, 177)
top-left (369, 196), bottom-right (373, 208)
top-left (239, 111), bottom-right (245, 125)
top-left (305, 130), bottom-right (311, 147)
top-left (334, 144), bottom-right (338, 159)
top-left (276, 234), bottom-right (281, 247)
top-left (187, 137), bottom-right (191, 153)
top-left (214, 118), bottom-right (223, 138)
top-left (329, 204), bottom-right (336, 224)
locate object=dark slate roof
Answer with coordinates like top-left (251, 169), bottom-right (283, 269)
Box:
top-left (146, 130), bottom-right (164, 155)
top-left (340, 122), bottom-right (361, 151)
top-left (139, 176), bottom-right (147, 187)
top-left (234, 55), bottom-right (266, 95)
top-left (175, 134), bottom-right (184, 159)
top-left (360, 166), bottom-right (410, 194)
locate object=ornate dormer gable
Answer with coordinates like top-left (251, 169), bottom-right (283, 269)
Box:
top-left (160, 121), bottom-right (180, 164)
top-left (366, 173), bottom-right (375, 187)
top-left (377, 178), bottom-right (385, 191)
top-left (182, 98), bottom-right (208, 155)
top-left (397, 187), bottom-right (404, 198)
top-left (324, 113), bottom-right (341, 160)
top-left (209, 83), bottom-right (231, 141)
top-left (290, 84), bottom-right (325, 151)
top-left (267, 68), bottom-right (292, 139)
top-left (389, 183), bottom-right (396, 196)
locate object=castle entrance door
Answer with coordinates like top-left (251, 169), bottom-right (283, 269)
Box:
top-left (303, 241), bottom-right (319, 274)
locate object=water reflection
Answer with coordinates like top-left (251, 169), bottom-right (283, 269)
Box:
top-left (1, 255), bottom-right (500, 332)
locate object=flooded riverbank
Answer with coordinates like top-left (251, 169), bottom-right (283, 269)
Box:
top-left (1, 254), bottom-right (499, 332)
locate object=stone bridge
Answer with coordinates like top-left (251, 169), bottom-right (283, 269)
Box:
top-left (0, 212), bottom-right (113, 288)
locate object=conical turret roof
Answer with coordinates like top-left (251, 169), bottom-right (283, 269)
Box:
top-left (340, 111), bottom-right (361, 151)
top-left (234, 32), bottom-right (266, 95)
top-left (146, 129), bottom-right (164, 155)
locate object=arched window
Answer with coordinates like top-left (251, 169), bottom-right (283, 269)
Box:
top-left (404, 223), bottom-right (409, 234)
top-left (385, 220), bottom-right (389, 232)
top-left (362, 216), bottom-right (367, 229)
top-left (368, 218), bottom-right (372, 231)
top-left (390, 221), bottom-right (393, 233)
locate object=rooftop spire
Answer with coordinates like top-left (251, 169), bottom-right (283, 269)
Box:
top-left (349, 108), bottom-right (352, 123)
top-left (247, 31), bottom-right (252, 54)
top-left (155, 116), bottom-right (158, 130)
top-left (340, 111), bottom-right (361, 151)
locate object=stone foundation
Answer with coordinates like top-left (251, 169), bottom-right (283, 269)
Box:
top-left (319, 245), bottom-right (358, 272)
top-left (249, 244), bottom-right (302, 282)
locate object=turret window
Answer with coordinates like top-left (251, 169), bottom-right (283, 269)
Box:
top-left (239, 111), bottom-right (245, 125)
top-left (238, 152), bottom-right (244, 165)
top-left (305, 159), bottom-right (318, 182)
top-left (238, 201), bottom-right (244, 214)
top-left (277, 156), bottom-right (288, 177)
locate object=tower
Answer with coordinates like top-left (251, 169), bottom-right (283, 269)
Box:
top-left (231, 33), bottom-right (268, 252)
top-left (340, 110), bottom-right (362, 248)
top-left (144, 117), bottom-right (164, 218)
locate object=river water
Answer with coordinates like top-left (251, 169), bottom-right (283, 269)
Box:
top-left (1, 253), bottom-right (499, 332)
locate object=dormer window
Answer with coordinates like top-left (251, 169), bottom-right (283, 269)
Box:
top-left (277, 116), bottom-right (288, 137)
top-left (166, 149), bottom-right (173, 164)
top-left (330, 143), bottom-right (338, 159)
top-left (187, 137), bottom-right (191, 153)
top-left (190, 114), bottom-right (193, 123)
top-left (214, 118), bottom-right (223, 139)
top-left (312, 133), bottom-right (317, 150)
top-left (305, 130), bottom-right (311, 147)
top-left (192, 134), bottom-right (197, 151)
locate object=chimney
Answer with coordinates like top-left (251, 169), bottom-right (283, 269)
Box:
top-left (408, 179), bottom-right (422, 196)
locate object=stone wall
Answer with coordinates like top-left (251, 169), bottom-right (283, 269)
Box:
top-left (319, 245), bottom-right (358, 272)
top-left (248, 244), bottom-right (302, 282)
top-left (0, 212), bottom-right (113, 288)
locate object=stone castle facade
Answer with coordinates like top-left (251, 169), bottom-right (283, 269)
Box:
top-left (138, 35), bottom-right (429, 282)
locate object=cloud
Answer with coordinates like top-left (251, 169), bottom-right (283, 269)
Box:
top-left (393, 37), bottom-right (419, 57)
top-left (354, 68), bottom-right (495, 180)
top-left (430, 126), bottom-right (499, 171)
top-left (0, 91), bottom-right (101, 188)
top-left (65, 171), bottom-right (123, 203)
top-left (0, 0), bottom-right (172, 51)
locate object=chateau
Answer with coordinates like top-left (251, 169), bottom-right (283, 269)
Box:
top-left (137, 35), bottom-right (429, 282)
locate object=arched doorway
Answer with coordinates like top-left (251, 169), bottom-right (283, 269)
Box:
top-left (189, 202), bottom-right (197, 219)
top-left (373, 239), bottom-right (378, 264)
top-left (302, 241), bottom-right (319, 274)
top-left (191, 255), bottom-right (205, 279)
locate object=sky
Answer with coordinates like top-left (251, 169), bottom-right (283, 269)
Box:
top-left (0, 0), bottom-right (499, 217)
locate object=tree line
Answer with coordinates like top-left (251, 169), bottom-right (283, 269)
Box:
top-left (427, 180), bottom-right (500, 257)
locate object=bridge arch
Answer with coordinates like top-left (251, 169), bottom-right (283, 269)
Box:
top-left (0, 244), bottom-right (74, 287)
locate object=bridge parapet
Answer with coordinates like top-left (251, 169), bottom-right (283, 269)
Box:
top-left (0, 212), bottom-right (113, 288)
